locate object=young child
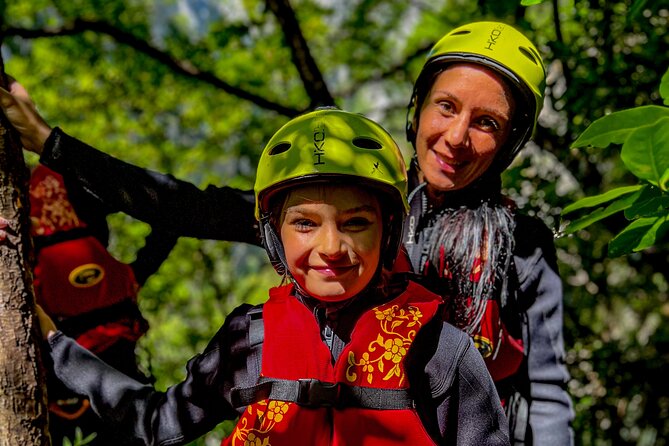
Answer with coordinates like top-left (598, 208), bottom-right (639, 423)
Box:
top-left (36, 108), bottom-right (509, 445)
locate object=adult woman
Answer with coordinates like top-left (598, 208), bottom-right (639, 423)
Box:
top-left (402, 22), bottom-right (573, 444)
top-left (0, 20), bottom-right (572, 445)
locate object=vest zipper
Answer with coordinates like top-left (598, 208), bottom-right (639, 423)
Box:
top-left (314, 305), bottom-right (336, 358)
top-left (314, 303), bottom-right (336, 444)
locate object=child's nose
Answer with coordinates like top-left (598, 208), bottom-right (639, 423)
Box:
top-left (318, 224), bottom-right (345, 257)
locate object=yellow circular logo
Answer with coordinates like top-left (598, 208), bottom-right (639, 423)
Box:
top-left (473, 334), bottom-right (494, 358)
top-left (68, 264), bottom-right (105, 288)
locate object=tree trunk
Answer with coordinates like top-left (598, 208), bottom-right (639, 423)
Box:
top-left (0, 60), bottom-right (51, 444)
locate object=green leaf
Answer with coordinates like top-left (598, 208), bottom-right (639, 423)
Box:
top-left (624, 185), bottom-right (669, 219)
top-left (662, 169), bottom-right (669, 190)
top-left (661, 67), bottom-right (669, 105)
top-left (608, 215), bottom-right (669, 256)
top-left (629, 0), bottom-right (651, 21)
top-left (520, 0), bottom-right (545, 5)
top-left (562, 185), bottom-right (643, 215)
top-left (571, 106), bottom-right (669, 148)
top-left (639, 213), bottom-right (669, 249)
top-left (621, 118), bottom-right (669, 188)
top-left (561, 190), bottom-right (642, 234)
top-left (80, 431), bottom-right (98, 446)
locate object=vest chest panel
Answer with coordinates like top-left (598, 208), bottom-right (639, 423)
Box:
top-left (223, 283), bottom-right (441, 446)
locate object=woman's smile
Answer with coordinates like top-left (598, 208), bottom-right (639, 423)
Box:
top-left (430, 148), bottom-right (466, 172)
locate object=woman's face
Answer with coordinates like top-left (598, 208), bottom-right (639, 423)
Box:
top-left (415, 63), bottom-right (515, 192)
top-left (279, 184), bottom-right (383, 302)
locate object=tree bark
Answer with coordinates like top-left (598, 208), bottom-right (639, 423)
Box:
top-left (0, 58), bottom-right (51, 445)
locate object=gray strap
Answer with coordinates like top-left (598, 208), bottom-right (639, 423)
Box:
top-left (403, 182), bottom-right (430, 274)
top-left (231, 378), bottom-right (414, 410)
top-left (246, 306), bottom-right (264, 381)
top-left (507, 390), bottom-right (529, 444)
top-left (247, 306), bottom-right (264, 346)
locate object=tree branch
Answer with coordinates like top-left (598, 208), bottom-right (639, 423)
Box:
top-left (4, 19), bottom-right (302, 117)
top-left (336, 41), bottom-right (431, 99)
top-left (265, 0), bottom-right (335, 108)
top-left (552, 0), bottom-right (564, 45)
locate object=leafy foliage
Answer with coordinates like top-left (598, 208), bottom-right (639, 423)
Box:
top-left (62, 428), bottom-right (96, 446)
top-left (563, 74), bottom-right (669, 256)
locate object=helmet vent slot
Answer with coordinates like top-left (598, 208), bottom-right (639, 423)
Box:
top-left (353, 137), bottom-right (382, 150)
top-left (451, 30), bottom-right (471, 36)
top-left (268, 142), bottom-right (291, 155)
top-left (518, 46), bottom-right (540, 66)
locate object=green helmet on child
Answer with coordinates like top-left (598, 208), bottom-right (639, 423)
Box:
top-left (255, 107), bottom-right (409, 273)
top-left (407, 21), bottom-right (547, 172)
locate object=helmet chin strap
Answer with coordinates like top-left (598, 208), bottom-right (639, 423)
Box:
top-left (260, 215), bottom-right (316, 303)
top-left (260, 215), bottom-right (288, 277)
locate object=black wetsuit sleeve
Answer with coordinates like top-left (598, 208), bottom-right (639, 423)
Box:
top-left (425, 323), bottom-right (510, 446)
top-left (46, 304), bottom-right (257, 445)
top-left (513, 215), bottom-right (574, 444)
top-left (59, 165), bottom-right (113, 246)
top-left (130, 228), bottom-right (179, 286)
top-left (40, 127), bottom-right (261, 246)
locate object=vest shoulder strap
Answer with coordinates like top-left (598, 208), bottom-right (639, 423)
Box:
top-left (246, 305), bottom-right (264, 380)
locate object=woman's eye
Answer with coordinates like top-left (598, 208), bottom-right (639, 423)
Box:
top-left (478, 117), bottom-right (500, 132)
top-left (438, 101), bottom-right (455, 113)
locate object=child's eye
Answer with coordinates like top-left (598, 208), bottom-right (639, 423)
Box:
top-left (293, 218), bottom-right (316, 230)
top-left (344, 217), bottom-right (373, 230)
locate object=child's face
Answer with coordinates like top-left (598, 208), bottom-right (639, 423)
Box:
top-left (279, 183), bottom-right (383, 302)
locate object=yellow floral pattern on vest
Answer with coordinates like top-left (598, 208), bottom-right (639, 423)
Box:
top-left (229, 400), bottom-right (292, 446)
top-left (345, 304), bottom-right (423, 386)
top-left (30, 172), bottom-right (81, 235)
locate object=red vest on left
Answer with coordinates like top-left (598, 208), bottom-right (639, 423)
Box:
top-left (29, 164), bottom-right (143, 352)
top-left (222, 283), bottom-right (441, 446)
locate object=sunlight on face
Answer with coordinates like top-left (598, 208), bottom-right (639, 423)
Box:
top-left (279, 183), bottom-right (383, 302)
top-left (416, 63), bottom-right (515, 193)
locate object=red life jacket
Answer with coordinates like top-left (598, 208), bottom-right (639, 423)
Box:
top-left (223, 282), bottom-right (441, 446)
top-left (394, 246), bottom-right (523, 383)
top-left (29, 164), bottom-right (144, 352)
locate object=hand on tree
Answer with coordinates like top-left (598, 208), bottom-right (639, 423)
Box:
top-left (0, 76), bottom-right (52, 155)
top-left (0, 216), bottom-right (10, 242)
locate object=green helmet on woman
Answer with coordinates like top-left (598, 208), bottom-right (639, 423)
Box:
top-left (407, 21), bottom-right (547, 171)
top-left (255, 107), bottom-right (409, 273)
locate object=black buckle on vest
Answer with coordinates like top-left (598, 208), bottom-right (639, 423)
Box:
top-left (296, 379), bottom-right (341, 408)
